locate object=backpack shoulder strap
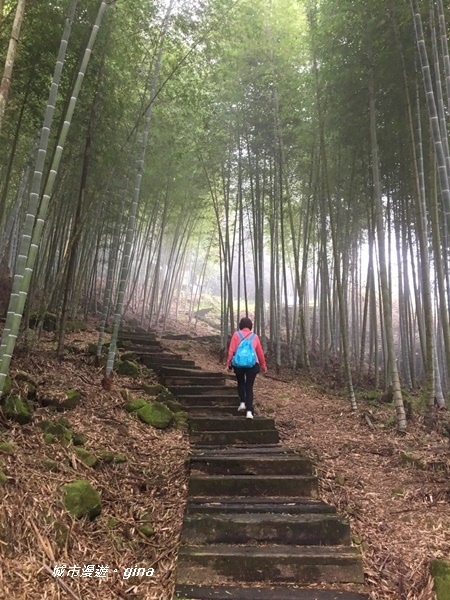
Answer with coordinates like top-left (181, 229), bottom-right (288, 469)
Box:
top-left (237, 331), bottom-right (244, 341)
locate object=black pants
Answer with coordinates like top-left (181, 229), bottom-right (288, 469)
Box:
top-left (233, 363), bottom-right (260, 413)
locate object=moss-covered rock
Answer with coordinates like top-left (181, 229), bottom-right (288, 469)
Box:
top-left (57, 417), bottom-right (72, 429)
top-left (173, 411), bottom-right (189, 431)
top-left (124, 398), bottom-right (148, 413)
top-left (42, 459), bottom-right (59, 472)
top-left (72, 433), bottom-right (86, 446)
top-left (163, 399), bottom-right (184, 413)
top-left (0, 441), bottom-right (14, 455)
top-left (117, 360), bottom-right (140, 378)
top-left (431, 559), bottom-right (450, 600)
top-left (54, 521), bottom-right (70, 549)
top-left (97, 450), bottom-right (114, 463)
top-left (74, 448), bottom-right (98, 468)
top-left (0, 471), bottom-right (7, 485)
top-left (37, 389), bottom-right (81, 411)
top-left (120, 389), bottom-right (130, 401)
top-left (88, 342), bottom-right (106, 356)
top-left (156, 389), bottom-right (175, 403)
top-left (107, 517), bottom-right (119, 529)
top-left (37, 419), bottom-right (52, 432)
top-left (39, 421), bottom-right (72, 446)
top-left (62, 479), bottom-right (101, 520)
top-left (117, 339), bottom-right (132, 349)
top-left (64, 390), bottom-right (81, 409)
top-left (28, 312), bottom-right (57, 331)
top-left (44, 433), bottom-right (56, 444)
top-left (137, 402), bottom-right (173, 429)
top-left (113, 454), bottom-right (127, 464)
top-left (2, 395), bottom-right (32, 424)
top-left (137, 524), bottom-right (154, 537)
top-left (1, 376), bottom-right (12, 397)
top-left (26, 383), bottom-right (37, 400)
top-left (121, 351), bottom-right (137, 362)
top-left (142, 383), bottom-right (165, 396)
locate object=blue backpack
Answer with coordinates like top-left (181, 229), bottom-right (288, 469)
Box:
top-left (232, 331), bottom-right (257, 368)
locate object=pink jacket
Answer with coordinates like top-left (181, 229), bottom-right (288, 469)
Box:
top-left (227, 328), bottom-right (267, 370)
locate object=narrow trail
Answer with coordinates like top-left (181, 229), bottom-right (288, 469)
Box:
top-left (158, 334), bottom-right (450, 600)
top-left (123, 330), bottom-right (370, 599)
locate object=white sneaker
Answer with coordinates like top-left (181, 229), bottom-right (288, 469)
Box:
top-left (246, 411), bottom-right (253, 419)
top-left (238, 402), bottom-right (246, 411)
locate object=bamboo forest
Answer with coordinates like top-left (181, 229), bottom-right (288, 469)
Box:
top-left (1, 0), bottom-right (450, 599)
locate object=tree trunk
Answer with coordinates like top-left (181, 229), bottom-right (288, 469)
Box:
top-left (0, 0), bottom-right (27, 134)
top-left (368, 60), bottom-right (406, 431)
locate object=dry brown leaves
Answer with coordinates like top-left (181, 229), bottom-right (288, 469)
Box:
top-left (2, 321), bottom-right (449, 600)
top-left (0, 329), bottom-right (189, 600)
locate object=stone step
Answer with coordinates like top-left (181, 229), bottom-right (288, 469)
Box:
top-left (140, 352), bottom-right (192, 361)
top-left (181, 513), bottom-right (350, 546)
top-left (139, 349), bottom-right (186, 367)
top-left (189, 417), bottom-right (276, 432)
top-left (190, 454), bottom-right (314, 476)
top-left (192, 446), bottom-right (299, 455)
top-left (187, 405), bottom-right (243, 417)
top-left (125, 344), bottom-right (164, 356)
top-left (160, 366), bottom-right (224, 377)
top-left (152, 362), bottom-right (202, 371)
top-left (139, 349), bottom-right (181, 356)
top-left (169, 386), bottom-right (237, 397)
top-left (164, 376), bottom-right (226, 387)
top-left (119, 330), bottom-right (156, 338)
top-left (190, 429), bottom-right (280, 446)
top-left (119, 338), bottom-right (161, 347)
top-left (179, 397), bottom-right (238, 408)
top-left (189, 474), bottom-right (318, 497)
top-left (175, 585), bottom-right (370, 600)
top-left (176, 545), bottom-right (365, 585)
top-left (186, 497), bottom-right (337, 515)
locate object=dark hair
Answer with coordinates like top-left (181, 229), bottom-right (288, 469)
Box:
top-left (239, 317), bottom-right (252, 330)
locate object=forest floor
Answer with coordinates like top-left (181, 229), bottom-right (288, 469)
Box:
top-left (0, 326), bottom-right (190, 600)
top-left (0, 321), bottom-right (449, 600)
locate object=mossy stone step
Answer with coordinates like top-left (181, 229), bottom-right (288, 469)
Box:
top-left (186, 497), bottom-right (337, 515)
top-left (175, 585), bottom-right (370, 600)
top-left (177, 395), bottom-right (237, 407)
top-left (181, 513), bottom-right (350, 546)
top-left (176, 545), bottom-right (364, 585)
top-left (137, 349), bottom-right (182, 357)
top-left (169, 387), bottom-right (237, 397)
top-left (189, 474), bottom-right (318, 497)
top-left (187, 405), bottom-right (243, 416)
top-left (189, 417), bottom-right (276, 432)
top-left (118, 331), bottom-right (157, 340)
top-left (160, 367), bottom-right (223, 377)
top-left (118, 338), bottom-right (160, 347)
top-left (144, 358), bottom-right (199, 369)
top-left (190, 455), bottom-right (314, 476)
top-left (164, 376), bottom-right (226, 387)
top-left (190, 429), bottom-right (280, 446)
top-left (192, 446), bottom-right (300, 455)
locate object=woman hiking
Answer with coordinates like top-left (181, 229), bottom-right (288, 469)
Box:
top-left (226, 317), bottom-right (267, 419)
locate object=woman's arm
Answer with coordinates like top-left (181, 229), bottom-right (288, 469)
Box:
top-left (226, 332), bottom-right (239, 367)
top-left (254, 336), bottom-right (267, 371)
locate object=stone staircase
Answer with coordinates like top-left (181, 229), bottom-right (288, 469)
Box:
top-left (119, 332), bottom-right (369, 600)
